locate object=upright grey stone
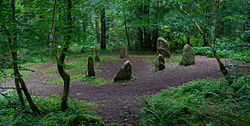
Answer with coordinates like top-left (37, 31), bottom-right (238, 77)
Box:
top-left (93, 47), bottom-right (100, 62)
top-left (86, 56), bottom-right (95, 77)
top-left (180, 44), bottom-right (195, 66)
top-left (155, 54), bottom-right (165, 71)
top-left (120, 45), bottom-right (128, 58)
top-left (114, 61), bottom-right (132, 82)
top-left (157, 37), bottom-right (171, 58)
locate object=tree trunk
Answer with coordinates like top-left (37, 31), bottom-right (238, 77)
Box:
top-left (202, 21), bottom-right (208, 46)
top-left (152, 0), bottom-right (159, 50)
top-left (101, 8), bottom-right (106, 49)
top-left (58, 0), bottom-right (72, 110)
top-left (144, 28), bottom-right (151, 49)
top-left (203, 35), bottom-right (208, 46)
top-left (10, 0), bottom-right (40, 113)
top-left (14, 78), bottom-right (25, 106)
top-left (124, 14), bottom-right (131, 49)
top-left (17, 73), bottom-right (41, 113)
top-left (187, 37), bottom-right (190, 45)
top-left (210, 0), bottom-right (232, 84)
top-left (2, 0), bottom-right (25, 107)
top-left (143, 0), bottom-right (151, 49)
top-left (136, 28), bottom-right (143, 50)
top-left (49, 0), bottom-right (57, 60)
top-left (95, 17), bottom-right (100, 43)
top-left (111, 18), bottom-right (117, 42)
top-left (106, 17), bottom-right (111, 44)
top-left (152, 28), bottom-right (159, 50)
top-left (135, 5), bottom-right (143, 50)
top-left (82, 13), bottom-right (87, 42)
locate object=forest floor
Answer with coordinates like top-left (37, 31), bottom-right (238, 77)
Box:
top-left (1, 52), bottom-right (230, 125)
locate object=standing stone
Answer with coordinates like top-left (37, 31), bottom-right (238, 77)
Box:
top-left (155, 54), bottom-right (165, 71)
top-left (86, 56), bottom-right (95, 77)
top-left (114, 61), bottom-right (132, 82)
top-left (120, 45), bottom-right (128, 58)
top-left (157, 37), bottom-right (171, 58)
top-left (93, 47), bottom-right (100, 62)
top-left (180, 44), bottom-right (195, 66)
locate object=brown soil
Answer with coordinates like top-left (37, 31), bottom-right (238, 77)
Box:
top-left (1, 53), bottom-right (227, 125)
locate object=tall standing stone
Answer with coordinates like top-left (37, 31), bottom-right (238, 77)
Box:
top-left (86, 56), bottom-right (95, 77)
top-left (114, 61), bottom-right (132, 82)
top-left (180, 44), bottom-right (195, 66)
top-left (157, 37), bottom-right (171, 58)
top-left (155, 54), bottom-right (165, 71)
top-left (120, 45), bottom-right (128, 58)
top-left (93, 47), bottom-right (100, 62)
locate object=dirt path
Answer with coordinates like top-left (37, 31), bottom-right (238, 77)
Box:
top-left (1, 53), bottom-right (225, 124)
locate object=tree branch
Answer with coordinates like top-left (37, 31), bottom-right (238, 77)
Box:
top-left (179, 2), bottom-right (204, 36)
top-left (0, 92), bottom-right (11, 104)
top-left (0, 87), bottom-right (21, 89)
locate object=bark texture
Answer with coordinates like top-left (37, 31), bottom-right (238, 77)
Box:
top-left (101, 8), bottom-right (106, 49)
top-left (9, 0), bottom-right (40, 113)
top-left (58, 0), bottom-right (72, 110)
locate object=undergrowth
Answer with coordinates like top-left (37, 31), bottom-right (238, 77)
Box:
top-left (194, 47), bottom-right (250, 61)
top-left (0, 90), bottom-right (104, 126)
top-left (139, 76), bottom-right (250, 126)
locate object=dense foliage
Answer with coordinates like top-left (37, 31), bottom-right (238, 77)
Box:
top-left (139, 76), bottom-right (250, 126)
top-left (0, 90), bottom-right (104, 126)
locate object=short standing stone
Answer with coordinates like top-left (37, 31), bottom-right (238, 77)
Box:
top-left (93, 47), bottom-right (100, 62)
top-left (114, 61), bottom-right (132, 82)
top-left (120, 45), bottom-right (128, 58)
top-left (157, 37), bottom-right (171, 58)
top-left (86, 56), bottom-right (95, 77)
top-left (155, 54), bottom-right (165, 71)
top-left (180, 44), bottom-right (195, 66)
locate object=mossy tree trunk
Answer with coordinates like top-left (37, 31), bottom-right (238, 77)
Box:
top-left (210, 0), bottom-right (232, 84)
top-left (58, 0), bottom-right (72, 110)
top-left (8, 0), bottom-right (40, 113)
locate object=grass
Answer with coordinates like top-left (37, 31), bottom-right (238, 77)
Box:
top-left (1, 55), bottom-right (120, 86)
top-left (139, 76), bottom-right (250, 126)
top-left (82, 76), bottom-right (107, 86)
top-left (0, 64), bottom-right (38, 84)
top-left (165, 56), bottom-right (182, 65)
top-left (100, 55), bottom-right (120, 61)
top-left (0, 90), bottom-right (104, 126)
top-left (146, 55), bottom-right (182, 65)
